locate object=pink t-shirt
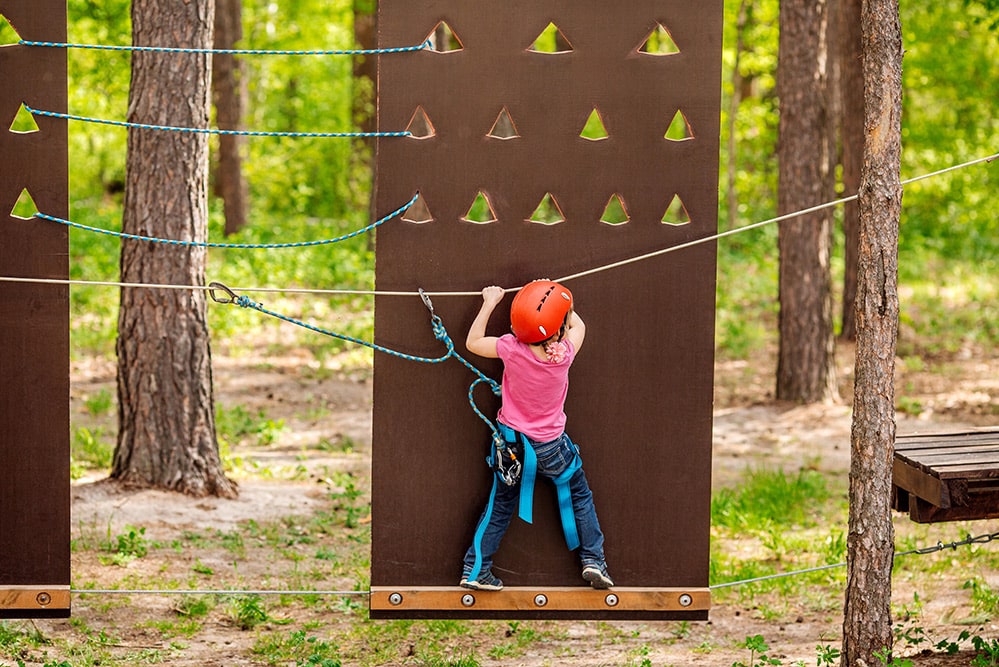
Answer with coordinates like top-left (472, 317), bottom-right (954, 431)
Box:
top-left (495, 334), bottom-right (575, 442)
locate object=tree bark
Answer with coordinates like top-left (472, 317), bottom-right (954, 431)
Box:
top-left (776, 0), bottom-right (839, 403)
top-left (841, 0), bottom-right (902, 663)
top-left (212, 0), bottom-right (248, 236)
top-left (838, 0), bottom-right (864, 341)
top-left (113, 0), bottom-right (237, 498)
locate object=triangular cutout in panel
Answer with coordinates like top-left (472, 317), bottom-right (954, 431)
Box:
top-left (405, 106), bottom-right (435, 139)
top-left (0, 14), bottom-right (21, 45)
top-left (9, 103), bottom-right (39, 133)
top-left (10, 188), bottom-right (38, 219)
top-left (600, 194), bottom-right (630, 225)
top-left (402, 193), bottom-right (433, 224)
top-left (580, 109), bottom-right (608, 141)
top-left (425, 21), bottom-right (463, 53)
top-left (487, 107), bottom-right (519, 140)
top-left (528, 193), bottom-right (564, 225)
top-left (664, 110), bottom-right (693, 141)
top-left (639, 23), bottom-right (680, 55)
top-left (662, 194), bottom-right (691, 226)
top-left (462, 191), bottom-right (497, 224)
top-left (529, 22), bottom-right (573, 53)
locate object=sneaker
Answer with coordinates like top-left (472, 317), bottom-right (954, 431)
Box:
top-left (460, 570), bottom-right (504, 591)
top-left (582, 564), bottom-right (614, 589)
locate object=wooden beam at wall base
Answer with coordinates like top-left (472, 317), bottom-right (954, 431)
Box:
top-left (0, 586), bottom-right (71, 618)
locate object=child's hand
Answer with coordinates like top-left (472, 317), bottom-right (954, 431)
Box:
top-left (481, 285), bottom-right (505, 306)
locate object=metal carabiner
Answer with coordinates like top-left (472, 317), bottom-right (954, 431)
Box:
top-left (418, 288), bottom-right (435, 316)
top-left (208, 281), bottom-right (238, 304)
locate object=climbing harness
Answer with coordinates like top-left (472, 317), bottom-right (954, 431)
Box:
top-left (467, 423), bottom-right (583, 583)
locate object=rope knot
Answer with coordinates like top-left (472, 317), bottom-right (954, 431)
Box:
top-left (430, 315), bottom-right (448, 342)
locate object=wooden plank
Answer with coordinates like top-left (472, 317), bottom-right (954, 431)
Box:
top-left (907, 492), bottom-right (999, 524)
top-left (904, 459), bottom-right (999, 473)
top-left (896, 431), bottom-right (999, 450)
top-left (896, 442), bottom-right (999, 457)
top-left (0, 587), bottom-right (71, 619)
top-left (893, 458), bottom-right (950, 507)
top-left (370, 586), bottom-right (709, 620)
top-left (895, 446), bottom-right (999, 463)
top-left (933, 464), bottom-right (999, 479)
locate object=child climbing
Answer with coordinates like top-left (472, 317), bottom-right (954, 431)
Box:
top-left (460, 280), bottom-right (614, 591)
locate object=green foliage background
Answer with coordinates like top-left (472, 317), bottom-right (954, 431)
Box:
top-left (57, 0), bottom-right (998, 361)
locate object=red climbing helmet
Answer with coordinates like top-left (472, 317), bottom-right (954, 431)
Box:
top-left (510, 280), bottom-right (573, 344)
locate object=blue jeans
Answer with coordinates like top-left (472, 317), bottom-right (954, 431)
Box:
top-left (463, 432), bottom-right (607, 577)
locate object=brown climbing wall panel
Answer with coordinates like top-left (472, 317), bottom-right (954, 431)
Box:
top-left (372, 2), bottom-right (722, 619)
top-left (0, 1), bottom-right (71, 618)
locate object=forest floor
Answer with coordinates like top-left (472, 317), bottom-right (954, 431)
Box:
top-left (5, 339), bottom-right (997, 666)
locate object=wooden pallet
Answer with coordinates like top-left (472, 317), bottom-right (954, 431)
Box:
top-left (893, 428), bottom-right (999, 523)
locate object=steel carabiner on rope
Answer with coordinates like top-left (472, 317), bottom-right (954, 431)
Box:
top-left (208, 281), bottom-right (238, 304)
top-left (418, 287), bottom-right (435, 317)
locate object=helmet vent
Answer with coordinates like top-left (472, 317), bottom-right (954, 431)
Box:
top-left (536, 285), bottom-right (556, 311)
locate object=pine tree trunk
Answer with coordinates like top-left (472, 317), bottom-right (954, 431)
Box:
top-left (113, 0), bottom-right (237, 498)
top-left (841, 0), bottom-right (902, 663)
top-left (212, 0), bottom-right (248, 236)
top-left (839, 0), bottom-right (864, 341)
top-left (776, 0), bottom-right (839, 403)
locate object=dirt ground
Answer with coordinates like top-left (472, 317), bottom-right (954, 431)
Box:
top-left (12, 342), bottom-right (998, 666)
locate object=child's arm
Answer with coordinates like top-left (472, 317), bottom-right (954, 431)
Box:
top-left (565, 310), bottom-right (586, 353)
top-left (465, 286), bottom-right (505, 358)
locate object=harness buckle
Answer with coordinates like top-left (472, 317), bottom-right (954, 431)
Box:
top-left (492, 432), bottom-right (523, 486)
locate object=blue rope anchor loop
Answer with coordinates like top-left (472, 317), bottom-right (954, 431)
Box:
top-left (35, 193), bottom-right (419, 250)
top-left (19, 38), bottom-right (432, 56)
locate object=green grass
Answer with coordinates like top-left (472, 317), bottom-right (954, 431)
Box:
top-left (70, 426), bottom-right (114, 478)
top-left (215, 403), bottom-right (286, 449)
top-left (711, 467), bottom-right (832, 532)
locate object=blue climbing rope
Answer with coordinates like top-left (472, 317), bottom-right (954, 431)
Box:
top-left (23, 105), bottom-right (409, 138)
top-left (18, 39), bottom-right (431, 56)
top-left (34, 194), bottom-right (419, 249)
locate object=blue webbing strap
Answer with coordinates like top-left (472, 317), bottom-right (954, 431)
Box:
top-left (516, 433), bottom-right (537, 525)
top-left (552, 452), bottom-right (582, 551)
top-left (467, 472), bottom-right (499, 583)
top-left (494, 423), bottom-right (537, 524)
top-left (498, 424), bottom-right (581, 551)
